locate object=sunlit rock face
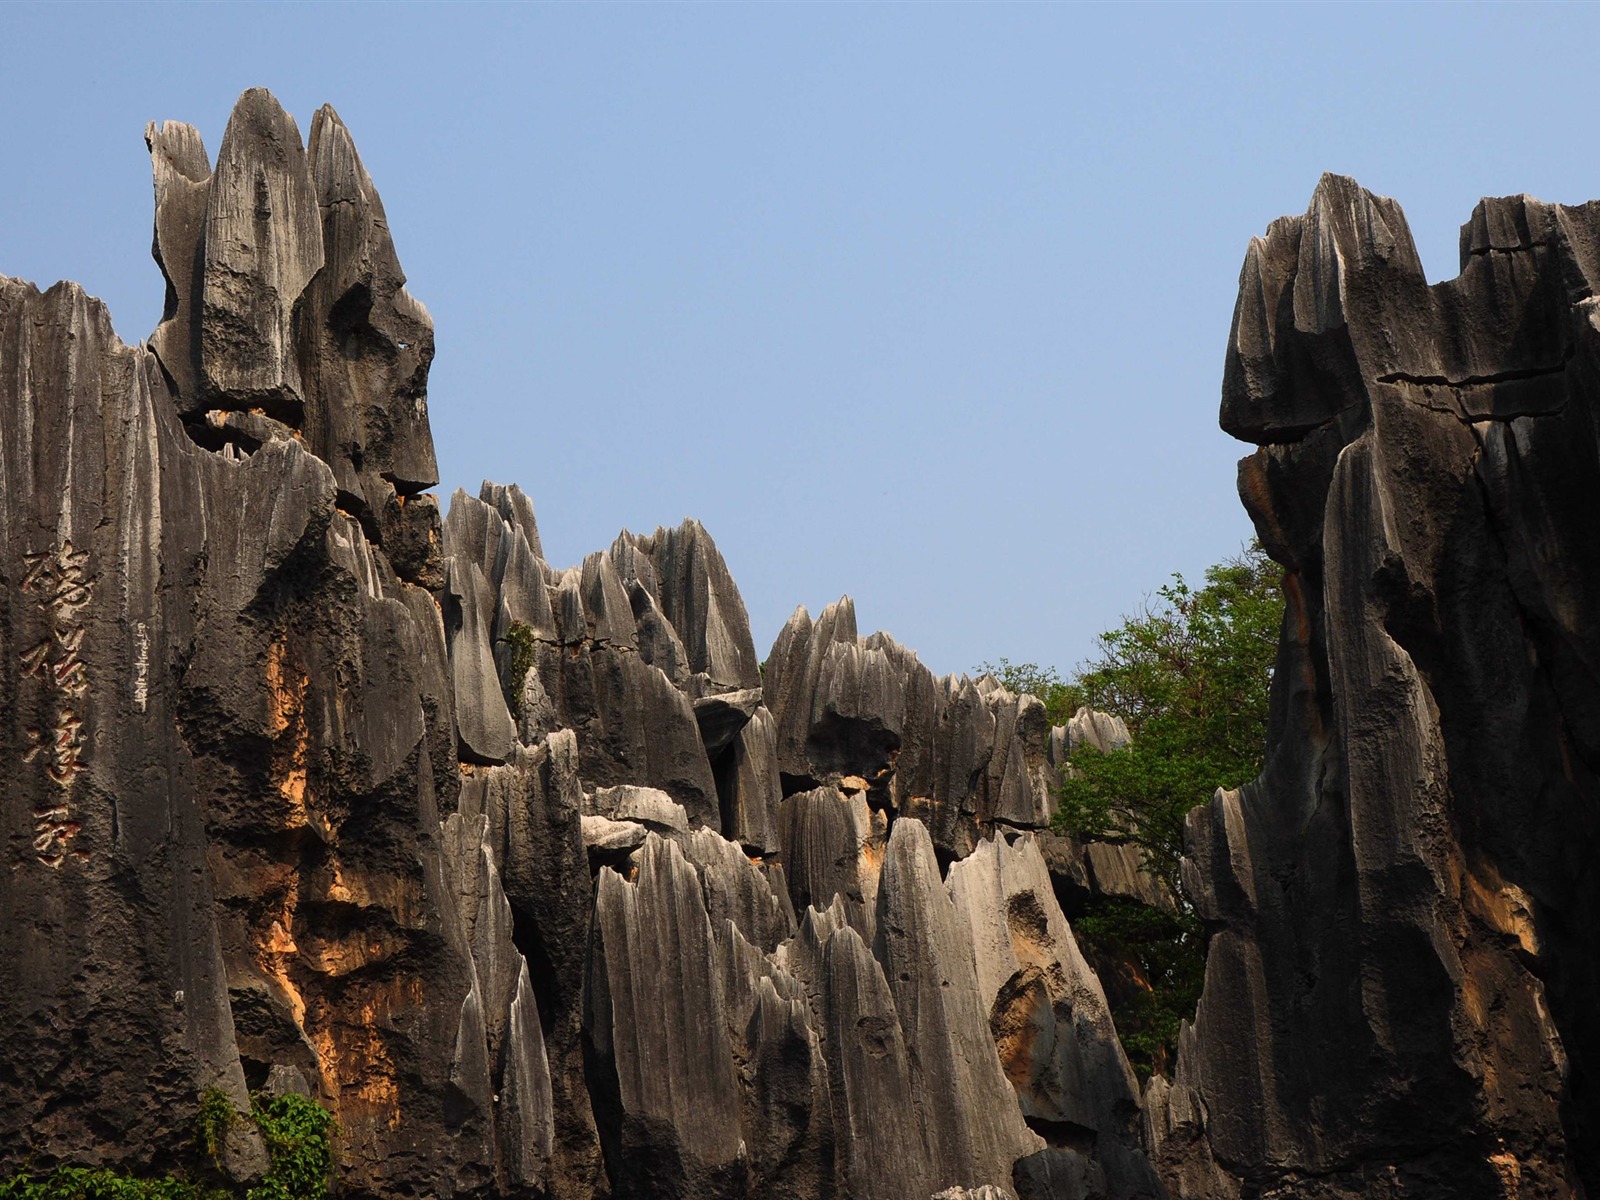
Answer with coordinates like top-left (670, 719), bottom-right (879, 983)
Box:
top-left (1157, 177), bottom-right (1600, 1197)
top-left (46, 90), bottom-right (1600, 1200)
top-left (1, 89), bottom-right (1156, 1200)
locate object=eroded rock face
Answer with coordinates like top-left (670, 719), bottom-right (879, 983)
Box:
top-left (1162, 176), bottom-right (1600, 1196)
top-left (948, 835), bottom-right (1159, 1199)
top-left (764, 599), bottom-right (1059, 856)
top-left (3, 88), bottom-right (1155, 1200)
top-left (0, 126), bottom-right (526, 1198)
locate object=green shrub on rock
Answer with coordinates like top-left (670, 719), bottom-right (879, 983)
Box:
top-left (0, 1091), bottom-right (335, 1200)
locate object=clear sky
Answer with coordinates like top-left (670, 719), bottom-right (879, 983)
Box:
top-left (5, 3), bottom-right (1598, 677)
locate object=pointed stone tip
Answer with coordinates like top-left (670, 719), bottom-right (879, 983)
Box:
top-left (235, 85), bottom-right (281, 109)
top-left (221, 87), bottom-right (306, 151)
top-left (146, 119), bottom-right (211, 181)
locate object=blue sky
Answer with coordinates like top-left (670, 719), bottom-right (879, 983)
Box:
top-left (5, 3), bottom-right (1598, 676)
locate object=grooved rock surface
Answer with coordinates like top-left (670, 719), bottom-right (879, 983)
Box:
top-left (0, 252), bottom-right (511, 1198)
top-left (948, 835), bottom-right (1158, 1198)
top-left (1161, 175), bottom-right (1600, 1197)
top-left (47, 87), bottom-right (1598, 1200)
top-left (764, 598), bottom-right (1059, 857)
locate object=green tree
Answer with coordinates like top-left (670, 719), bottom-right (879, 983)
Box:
top-left (1055, 542), bottom-right (1281, 894)
top-left (981, 542), bottom-right (1282, 1075)
top-left (973, 658), bottom-right (1081, 727)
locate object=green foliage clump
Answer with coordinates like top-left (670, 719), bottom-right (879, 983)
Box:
top-left (0, 1169), bottom-right (217, 1200)
top-left (500, 621), bottom-right (538, 720)
top-left (1054, 542), bottom-right (1281, 895)
top-left (196, 1090), bottom-right (234, 1165)
top-left (0, 1092), bottom-right (334, 1200)
top-left (245, 1094), bottom-right (334, 1200)
top-left (1070, 898), bottom-right (1208, 1076)
top-left (980, 541), bottom-right (1283, 1077)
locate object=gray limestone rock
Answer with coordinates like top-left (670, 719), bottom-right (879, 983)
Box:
top-left (947, 835), bottom-right (1158, 1198)
top-left (441, 809), bottom-right (556, 1192)
top-left (445, 551), bottom-right (518, 764)
top-left (611, 521), bottom-right (762, 692)
top-left (717, 704), bottom-right (785, 855)
top-left (815, 920), bottom-right (934, 1200)
top-left (581, 814), bottom-right (650, 855)
top-left (764, 600), bottom-right (1058, 856)
top-left (1167, 175), bottom-right (1600, 1197)
top-left (706, 909), bottom-right (833, 1200)
top-left (458, 731), bottom-right (604, 1198)
top-left (301, 104), bottom-right (439, 513)
top-left (875, 820), bottom-right (1044, 1192)
top-left (777, 785), bottom-right (886, 944)
top-left (201, 88), bottom-right (324, 412)
top-left (588, 784), bottom-right (689, 832)
top-left (1036, 833), bottom-right (1175, 915)
top-left (146, 119), bottom-right (212, 407)
top-left (695, 686), bottom-right (765, 756)
top-left (147, 90), bottom-right (440, 565)
top-left (584, 835), bottom-right (747, 1197)
top-left (481, 480), bottom-right (545, 561)
top-left (683, 827), bottom-right (796, 954)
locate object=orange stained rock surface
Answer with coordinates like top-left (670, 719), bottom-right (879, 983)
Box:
top-left (266, 637), bottom-right (312, 826)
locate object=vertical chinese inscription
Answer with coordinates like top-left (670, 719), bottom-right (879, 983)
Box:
top-left (19, 540), bottom-right (93, 866)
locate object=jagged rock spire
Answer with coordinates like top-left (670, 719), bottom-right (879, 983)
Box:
top-left (146, 88), bottom-right (439, 576)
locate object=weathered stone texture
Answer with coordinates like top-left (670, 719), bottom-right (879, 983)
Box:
top-left (3, 88), bottom-right (1164, 1200)
top-left (764, 599), bottom-right (1060, 857)
top-left (948, 835), bottom-right (1159, 1198)
top-left (1165, 176), bottom-right (1600, 1197)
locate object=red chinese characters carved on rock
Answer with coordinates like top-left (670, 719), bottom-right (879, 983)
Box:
top-left (19, 540), bottom-right (92, 866)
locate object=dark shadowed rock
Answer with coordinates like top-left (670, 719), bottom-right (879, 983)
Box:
top-left (1166, 176), bottom-right (1600, 1197)
top-left (1012, 1148), bottom-right (1107, 1200)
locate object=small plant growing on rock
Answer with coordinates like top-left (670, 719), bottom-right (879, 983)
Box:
top-left (499, 621), bottom-right (538, 720)
top-left (196, 1089), bottom-right (236, 1165)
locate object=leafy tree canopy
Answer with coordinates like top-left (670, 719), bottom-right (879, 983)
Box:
top-left (979, 541), bottom-right (1282, 1074)
top-left (984, 541), bottom-right (1280, 892)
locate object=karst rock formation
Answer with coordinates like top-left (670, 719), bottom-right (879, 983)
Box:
top-left (0, 90), bottom-right (1157, 1200)
top-left (2, 91), bottom-right (1594, 1200)
top-left (1149, 176), bottom-right (1600, 1198)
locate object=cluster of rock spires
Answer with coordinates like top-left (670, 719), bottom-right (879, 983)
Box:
top-left (0, 90), bottom-right (1158, 1200)
top-left (3, 90), bottom-right (1596, 1200)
